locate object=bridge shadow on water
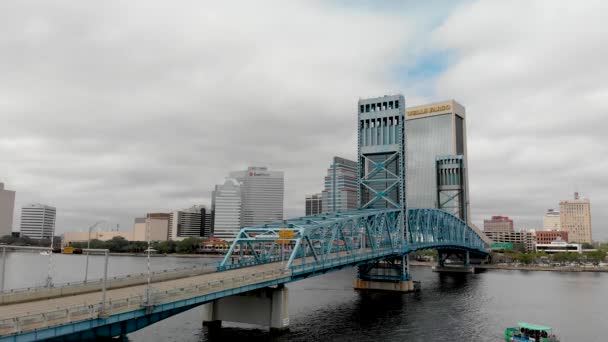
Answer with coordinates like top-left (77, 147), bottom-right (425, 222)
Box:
top-left (192, 267), bottom-right (483, 342)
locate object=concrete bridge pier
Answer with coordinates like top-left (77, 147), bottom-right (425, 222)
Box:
top-left (201, 284), bottom-right (289, 333)
top-left (433, 250), bottom-right (474, 273)
top-left (354, 254), bottom-right (419, 292)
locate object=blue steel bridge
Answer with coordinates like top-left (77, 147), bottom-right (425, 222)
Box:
top-left (0, 94), bottom-right (489, 341)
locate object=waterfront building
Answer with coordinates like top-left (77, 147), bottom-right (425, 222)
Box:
top-left (0, 183), bottom-right (15, 237)
top-left (321, 157), bottom-right (358, 213)
top-left (543, 209), bottom-right (561, 231)
top-left (536, 230), bottom-right (569, 244)
top-left (484, 230), bottom-right (536, 252)
top-left (405, 100), bottom-right (470, 222)
top-left (133, 213), bottom-right (170, 241)
top-left (559, 192), bottom-right (592, 243)
top-left (305, 193), bottom-right (323, 216)
top-left (168, 205), bottom-right (208, 241)
top-left (19, 204), bottom-right (56, 240)
top-left (212, 179), bottom-right (242, 240)
top-left (483, 216), bottom-right (514, 233)
top-left (230, 166), bottom-right (284, 227)
top-left (536, 239), bottom-right (582, 254)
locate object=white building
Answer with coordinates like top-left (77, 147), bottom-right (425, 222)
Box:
top-left (536, 239), bottom-right (583, 254)
top-left (212, 179), bottom-right (242, 240)
top-left (0, 183), bottom-right (15, 237)
top-left (230, 166), bottom-right (284, 227)
top-left (19, 204), bottom-right (56, 240)
top-left (543, 209), bottom-right (561, 231)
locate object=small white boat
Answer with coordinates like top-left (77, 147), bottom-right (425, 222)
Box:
top-left (40, 251), bottom-right (51, 256)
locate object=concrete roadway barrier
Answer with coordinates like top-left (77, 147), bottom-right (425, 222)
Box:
top-left (0, 265), bottom-right (217, 305)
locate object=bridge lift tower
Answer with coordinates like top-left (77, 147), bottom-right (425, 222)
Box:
top-left (355, 95), bottom-right (415, 291)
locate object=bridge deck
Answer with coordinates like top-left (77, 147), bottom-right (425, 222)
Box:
top-left (0, 262), bottom-right (286, 319)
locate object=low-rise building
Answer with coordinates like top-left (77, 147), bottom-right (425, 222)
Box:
top-left (536, 230), bottom-right (569, 244)
top-left (536, 239), bottom-right (582, 254)
top-left (484, 230), bottom-right (536, 253)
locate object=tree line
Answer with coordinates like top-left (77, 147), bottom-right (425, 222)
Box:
top-left (0, 235), bottom-right (209, 254)
top-left (68, 237), bottom-right (206, 254)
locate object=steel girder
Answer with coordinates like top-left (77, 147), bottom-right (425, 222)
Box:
top-left (218, 208), bottom-right (487, 272)
top-left (218, 209), bottom-right (404, 271)
top-left (406, 208), bottom-right (486, 254)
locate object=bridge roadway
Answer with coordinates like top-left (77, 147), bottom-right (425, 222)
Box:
top-left (0, 249), bottom-right (382, 340)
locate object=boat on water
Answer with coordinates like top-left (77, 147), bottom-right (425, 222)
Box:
top-left (39, 251), bottom-right (51, 256)
top-left (505, 322), bottom-right (559, 341)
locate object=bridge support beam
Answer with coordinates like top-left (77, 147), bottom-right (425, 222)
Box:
top-left (433, 250), bottom-right (474, 273)
top-left (201, 285), bottom-right (289, 332)
top-left (354, 255), bottom-right (419, 292)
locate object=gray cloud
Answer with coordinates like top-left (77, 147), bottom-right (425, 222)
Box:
top-left (0, 0), bottom-right (411, 233)
top-left (432, 0), bottom-right (608, 238)
top-left (2, 0), bottom-right (606, 241)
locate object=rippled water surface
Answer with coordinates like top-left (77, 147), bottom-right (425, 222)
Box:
top-left (4, 253), bottom-right (606, 341)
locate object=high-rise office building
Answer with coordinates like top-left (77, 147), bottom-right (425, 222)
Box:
top-left (212, 179), bottom-right (242, 240)
top-left (305, 193), bottom-right (323, 216)
top-left (201, 207), bottom-right (214, 238)
top-left (358, 95), bottom-right (406, 210)
top-left (559, 192), bottom-right (592, 243)
top-left (483, 216), bottom-right (514, 233)
top-left (230, 166), bottom-right (284, 227)
top-left (405, 100), bottom-right (470, 222)
top-left (322, 157), bottom-right (358, 213)
top-left (543, 209), bottom-right (561, 231)
top-left (0, 183), bottom-right (15, 237)
top-left (19, 204), bottom-right (56, 240)
top-left (168, 205), bottom-right (209, 241)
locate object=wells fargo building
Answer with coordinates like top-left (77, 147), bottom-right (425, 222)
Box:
top-left (405, 100), bottom-right (470, 223)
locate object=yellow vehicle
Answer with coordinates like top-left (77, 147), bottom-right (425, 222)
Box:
top-left (62, 246), bottom-right (75, 254)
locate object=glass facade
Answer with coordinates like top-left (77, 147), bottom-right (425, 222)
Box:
top-left (406, 114), bottom-right (454, 209)
top-left (322, 157), bottom-right (358, 212)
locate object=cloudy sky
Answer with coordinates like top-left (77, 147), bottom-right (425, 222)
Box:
top-left (1, 0), bottom-right (606, 239)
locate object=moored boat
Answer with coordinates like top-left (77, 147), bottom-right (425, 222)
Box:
top-left (505, 322), bottom-right (559, 341)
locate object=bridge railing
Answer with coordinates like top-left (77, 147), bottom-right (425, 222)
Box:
top-left (0, 261), bottom-right (219, 305)
top-left (290, 248), bottom-right (400, 276)
top-left (0, 268), bottom-right (290, 337)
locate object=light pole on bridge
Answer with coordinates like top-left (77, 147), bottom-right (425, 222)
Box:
top-left (84, 221), bottom-right (105, 283)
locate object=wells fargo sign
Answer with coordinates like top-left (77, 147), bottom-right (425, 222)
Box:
top-left (407, 104), bottom-right (451, 117)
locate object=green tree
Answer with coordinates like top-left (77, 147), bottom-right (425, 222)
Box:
top-left (156, 240), bottom-right (177, 254)
top-left (105, 236), bottom-right (129, 252)
top-left (176, 237), bottom-right (202, 254)
top-left (583, 250), bottom-right (606, 265)
top-left (88, 239), bottom-right (106, 249)
top-left (519, 253), bottom-right (535, 265)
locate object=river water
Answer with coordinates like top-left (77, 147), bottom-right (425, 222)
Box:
top-left (2, 252), bottom-right (606, 341)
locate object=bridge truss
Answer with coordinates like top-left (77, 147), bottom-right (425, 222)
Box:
top-left (219, 208), bottom-right (488, 275)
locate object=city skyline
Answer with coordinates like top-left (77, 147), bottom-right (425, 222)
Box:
top-left (1, 1), bottom-right (606, 240)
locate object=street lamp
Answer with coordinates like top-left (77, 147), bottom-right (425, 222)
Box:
top-left (84, 221), bottom-right (104, 283)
